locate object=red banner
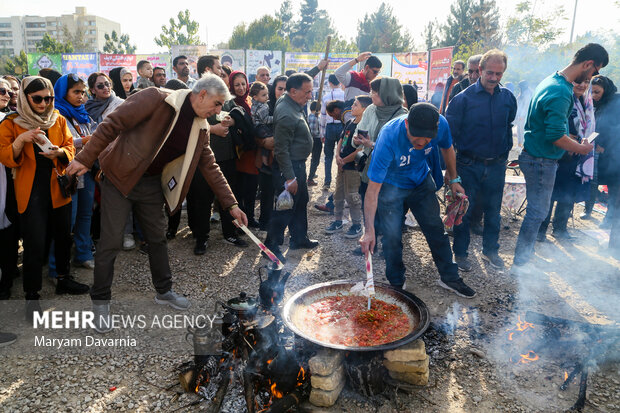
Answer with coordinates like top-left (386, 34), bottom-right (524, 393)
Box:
top-left (99, 54), bottom-right (137, 78)
top-left (428, 47), bottom-right (453, 93)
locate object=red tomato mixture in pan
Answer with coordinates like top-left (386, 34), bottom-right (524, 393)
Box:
top-left (300, 295), bottom-right (412, 347)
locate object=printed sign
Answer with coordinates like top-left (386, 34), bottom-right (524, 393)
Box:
top-left (210, 50), bottom-right (245, 72)
top-left (391, 52), bottom-right (428, 96)
top-left (171, 45), bottom-right (207, 80)
top-left (99, 54), bottom-right (137, 78)
top-left (136, 54), bottom-right (171, 78)
top-left (27, 53), bottom-right (62, 75)
top-left (61, 54), bottom-right (98, 80)
top-left (428, 47), bottom-right (454, 94)
top-left (246, 50), bottom-right (282, 83)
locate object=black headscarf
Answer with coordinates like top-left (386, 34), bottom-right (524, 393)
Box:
top-left (403, 84), bottom-right (418, 109)
top-left (268, 75), bottom-right (288, 115)
top-left (592, 75), bottom-right (617, 109)
top-left (109, 67), bottom-right (134, 100)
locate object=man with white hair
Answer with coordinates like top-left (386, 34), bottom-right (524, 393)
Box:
top-left (256, 66), bottom-right (271, 84)
top-left (67, 74), bottom-right (248, 332)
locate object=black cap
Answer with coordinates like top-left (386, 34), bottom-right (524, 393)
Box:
top-left (407, 102), bottom-right (439, 139)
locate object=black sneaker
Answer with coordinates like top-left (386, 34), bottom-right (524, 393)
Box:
top-left (289, 239), bottom-right (319, 250)
top-left (551, 231), bottom-right (576, 241)
top-left (345, 224), bottom-right (362, 239)
top-left (454, 255), bottom-right (472, 272)
top-left (438, 279), bottom-right (476, 298)
top-left (56, 275), bottom-right (90, 295)
top-left (325, 220), bottom-right (343, 234)
top-left (482, 252), bottom-right (505, 270)
top-left (194, 239), bottom-right (208, 255)
top-left (0, 332), bottom-right (17, 347)
top-left (224, 236), bottom-right (248, 247)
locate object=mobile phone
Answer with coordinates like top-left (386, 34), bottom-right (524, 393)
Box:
top-left (35, 133), bottom-right (57, 153)
top-left (586, 132), bottom-right (599, 144)
top-left (357, 130), bottom-right (369, 139)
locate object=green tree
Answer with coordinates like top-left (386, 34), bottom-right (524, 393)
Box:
top-left (423, 21), bottom-right (439, 51)
top-left (356, 3), bottom-right (412, 52)
top-left (154, 9), bottom-right (201, 49)
top-left (103, 30), bottom-right (136, 54)
top-left (276, 0), bottom-right (295, 38)
top-left (290, 0), bottom-right (338, 51)
top-left (3, 50), bottom-right (28, 76)
top-left (471, 0), bottom-right (501, 48)
top-left (505, 1), bottom-right (566, 48)
top-left (228, 16), bottom-right (291, 51)
top-left (439, 0), bottom-right (500, 50)
top-left (36, 33), bottom-right (73, 54)
top-left (62, 27), bottom-right (89, 52)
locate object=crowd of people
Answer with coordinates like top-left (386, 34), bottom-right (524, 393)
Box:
top-left (0, 43), bottom-right (618, 343)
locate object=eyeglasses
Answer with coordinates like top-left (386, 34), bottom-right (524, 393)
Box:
top-left (29, 95), bottom-right (54, 104)
top-left (96, 82), bottom-right (111, 90)
top-left (0, 88), bottom-right (14, 98)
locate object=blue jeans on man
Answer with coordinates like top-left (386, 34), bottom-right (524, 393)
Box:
top-left (513, 151), bottom-right (558, 266)
top-left (378, 175), bottom-right (460, 287)
top-left (323, 123), bottom-right (343, 185)
top-left (453, 155), bottom-right (506, 258)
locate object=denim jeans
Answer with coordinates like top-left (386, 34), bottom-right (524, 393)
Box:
top-left (323, 123), bottom-right (343, 185)
top-left (514, 151), bottom-right (558, 265)
top-left (378, 175), bottom-right (460, 287)
top-left (452, 156), bottom-right (506, 257)
top-left (539, 200), bottom-right (573, 235)
top-left (48, 171), bottom-right (95, 275)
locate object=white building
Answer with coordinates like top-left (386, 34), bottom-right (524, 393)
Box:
top-left (0, 7), bottom-right (120, 56)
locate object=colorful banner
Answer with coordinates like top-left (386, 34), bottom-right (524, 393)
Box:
top-left (428, 47), bottom-right (453, 94)
top-left (27, 53), bottom-right (62, 75)
top-left (171, 45), bottom-right (207, 80)
top-left (246, 50), bottom-right (282, 83)
top-left (61, 54), bottom-right (98, 80)
top-left (371, 53), bottom-right (393, 78)
top-left (211, 50), bottom-right (245, 72)
top-left (284, 52), bottom-right (324, 92)
top-left (99, 54), bottom-right (137, 79)
top-left (391, 52), bottom-right (428, 96)
top-left (136, 53), bottom-right (171, 78)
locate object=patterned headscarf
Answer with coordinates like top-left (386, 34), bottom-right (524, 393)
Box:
top-left (14, 76), bottom-right (58, 130)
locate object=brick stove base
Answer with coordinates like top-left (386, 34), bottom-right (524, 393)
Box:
top-left (307, 339), bottom-right (429, 407)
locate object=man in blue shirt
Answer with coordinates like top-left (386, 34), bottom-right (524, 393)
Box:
top-left (446, 49), bottom-right (517, 271)
top-left (359, 103), bottom-right (476, 298)
top-left (512, 44), bottom-right (607, 273)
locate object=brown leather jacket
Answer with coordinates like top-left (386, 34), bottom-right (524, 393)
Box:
top-left (75, 87), bottom-right (236, 214)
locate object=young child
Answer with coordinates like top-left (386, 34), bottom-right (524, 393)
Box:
top-left (325, 95), bottom-right (372, 238)
top-left (135, 60), bottom-right (155, 89)
top-left (250, 81), bottom-right (273, 166)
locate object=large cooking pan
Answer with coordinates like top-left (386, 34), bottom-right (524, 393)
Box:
top-left (282, 281), bottom-right (430, 351)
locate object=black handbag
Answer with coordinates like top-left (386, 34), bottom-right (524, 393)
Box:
top-left (55, 169), bottom-right (77, 198)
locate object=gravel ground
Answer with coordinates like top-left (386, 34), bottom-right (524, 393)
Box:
top-left (1, 161), bottom-right (619, 412)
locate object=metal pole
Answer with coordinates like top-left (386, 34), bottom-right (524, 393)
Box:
top-left (569, 0), bottom-right (578, 44)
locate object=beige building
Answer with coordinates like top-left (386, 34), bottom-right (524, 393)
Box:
top-left (0, 7), bottom-right (120, 56)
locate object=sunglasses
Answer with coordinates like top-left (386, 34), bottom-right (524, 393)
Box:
top-left (29, 95), bottom-right (54, 104)
top-left (0, 88), bottom-right (14, 98)
top-left (96, 82), bottom-right (111, 90)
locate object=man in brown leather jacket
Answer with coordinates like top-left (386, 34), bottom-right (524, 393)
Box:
top-left (67, 74), bottom-right (247, 333)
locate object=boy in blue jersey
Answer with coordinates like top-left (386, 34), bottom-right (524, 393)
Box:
top-left (359, 103), bottom-right (476, 298)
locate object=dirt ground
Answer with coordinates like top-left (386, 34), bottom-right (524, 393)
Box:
top-left (1, 159), bottom-right (619, 413)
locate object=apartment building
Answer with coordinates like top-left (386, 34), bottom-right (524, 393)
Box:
top-left (0, 7), bottom-right (120, 56)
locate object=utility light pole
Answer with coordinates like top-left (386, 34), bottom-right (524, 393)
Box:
top-left (569, 0), bottom-right (578, 44)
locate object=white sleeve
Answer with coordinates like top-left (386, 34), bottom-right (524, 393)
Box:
top-left (334, 62), bottom-right (354, 88)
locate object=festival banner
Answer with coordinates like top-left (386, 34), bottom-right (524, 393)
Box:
top-left (428, 47), bottom-right (454, 94)
top-left (99, 54), bottom-right (137, 79)
top-left (284, 52), bottom-right (324, 92)
top-left (246, 50), bottom-right (282, 83)
top-left (136, 53), bottom-right (171, 78)
top-left (61, 53), bottom-right (98, 80)
top-left (210, 50), bottom-right (245, 72)
top-left (27, 53), bottom-right (61, 75)
top-left (171, 45), bottom-right (207, 80)
top-left (391, 52), bottom-right (429, 96)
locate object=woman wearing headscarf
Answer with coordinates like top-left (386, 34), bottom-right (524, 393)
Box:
top-left (0, 78), bottom-right (19, 299)
top-left (588, 75), bottom-right (620, 228)
top-left (352, 77), bottom-right (407, 255)
top-left (538, 79), bottom-right (596, 241)
top-left (0, 76), bottom-right (89, 320)
top-left (48, 74), bottom-right (97, 272)
top-left (229, 70), bottom-right (260, 229)
top-left (109, 67), bottom-right (135, 100)
top-left (85, 72), bottom-right (124, 124)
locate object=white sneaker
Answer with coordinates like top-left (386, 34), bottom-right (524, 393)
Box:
top-left (155, 290), bottom-right (191, 310)
top-left (92, 303), bottom-right (112, 334)
top-left (122, 234), bottom-right (135, 250)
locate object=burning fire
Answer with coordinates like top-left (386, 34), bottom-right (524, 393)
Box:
top-left (564, 371), bottom-right (569, 381)
top-left (506, 315), bottom-right (540, 365)
top-left (512, 350), bottom-right (539, 364)
top-left (506, 315), bottom-right (535, 341)
top-left (270, 381), bottom-right (284, 399)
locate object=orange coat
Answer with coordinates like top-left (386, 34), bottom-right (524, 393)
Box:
top-left (0, 111), bottom-right (75, 213)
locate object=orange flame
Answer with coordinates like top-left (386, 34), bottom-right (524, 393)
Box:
top-left (506, 315), bottom-right (535, 341)
top-left (516, 350), bottom-right (539, 364)
top-left (270, 382), bottom-right (284, 399)
top-left (297, 366), bottom-right (305, 382)
top-left (564, 371), bottom-right (569, 381)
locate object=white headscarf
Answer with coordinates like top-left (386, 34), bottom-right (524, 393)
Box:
top-left (14, 76), bottom-right (58, 131)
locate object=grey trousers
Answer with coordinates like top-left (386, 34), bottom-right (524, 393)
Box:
top-left (90, 175), bottom-right (172, 301)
